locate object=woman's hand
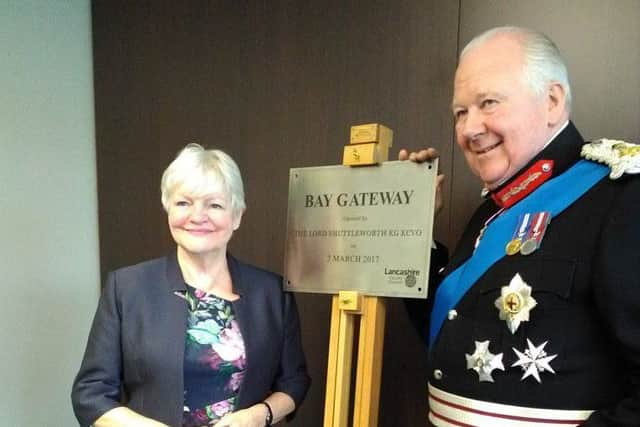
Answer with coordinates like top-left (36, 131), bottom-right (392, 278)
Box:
top-left (94, 407), bottom-right (171, 427)
top-left (398, 148), bottom-right (445, 216)
top-left (213, 404), bottom-right (268, 427)
top-left (214, 392), bottom-right (295, 427)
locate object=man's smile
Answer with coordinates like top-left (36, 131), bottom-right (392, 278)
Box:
top-left (472, 140), bottom-right (503, 155)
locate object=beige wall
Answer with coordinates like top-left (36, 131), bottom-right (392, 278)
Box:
top-left (0, 1), bottom-right (99, 425)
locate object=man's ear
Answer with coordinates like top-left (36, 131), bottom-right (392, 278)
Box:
top-left (546, 82), bottom-right (568, 126)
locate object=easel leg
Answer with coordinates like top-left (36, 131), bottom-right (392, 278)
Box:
top-left (324, 294), bottom-right (356, 427)
top-left (353, 297), bottom-right (386, 427)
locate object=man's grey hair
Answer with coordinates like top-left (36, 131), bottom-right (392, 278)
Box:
top-left (461, 26), bottom-right (572, 112)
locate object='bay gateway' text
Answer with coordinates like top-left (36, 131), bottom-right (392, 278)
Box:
top-left (305, 190), bottom-right (414, 208)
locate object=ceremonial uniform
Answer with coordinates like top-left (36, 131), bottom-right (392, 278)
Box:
top-left (416, 122), bottom-right (640, 426)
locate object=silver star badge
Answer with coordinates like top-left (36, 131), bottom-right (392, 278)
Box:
top-left (512, 339), bottom-right (557, 383)
top-left (465, 340), bottom-right (505, 382)
top-left (494, 273), bottom-right (537, 334)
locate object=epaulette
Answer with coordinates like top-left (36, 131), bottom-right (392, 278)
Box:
top-left (580, 138), bottom-right (640, 179)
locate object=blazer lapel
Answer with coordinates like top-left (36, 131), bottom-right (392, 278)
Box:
top-left (227, 255), bottom-right (257, 407)
top-left (163, 252), bottom-right (189, 423)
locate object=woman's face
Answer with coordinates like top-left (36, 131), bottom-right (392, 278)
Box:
top-left (167, 179), bottom-right (242, 259)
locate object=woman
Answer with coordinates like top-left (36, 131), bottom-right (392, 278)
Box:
top-left (72, 144), bottom-right (310, 427)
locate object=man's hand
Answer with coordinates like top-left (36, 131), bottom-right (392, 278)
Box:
top-left (398, 148), bottom-right (445, 215)
top-left (398, 147), bottom-right (439, 163)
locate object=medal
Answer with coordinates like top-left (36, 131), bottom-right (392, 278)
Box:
top-left (512, 339), bottom-right (558, 383)
top-left (520, 211), bottom-right (551, 255)
top-left (475, 208), bottom-right (505, 250)
top-left (465, 340), bottom-right (505, 382)
top-left (505, 213), bottom-right (531, 256)
top-left (494, 273), bottom-right (537, 334)
top-left (505, 239), bottom-right (522, 255)
top-left (520, 238), bottom-right (537, 255)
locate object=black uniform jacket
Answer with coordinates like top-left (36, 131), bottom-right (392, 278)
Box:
top-left (412, 122), bottom-right (640, 426)
top-left (71, 252), bottom-right (310, 427)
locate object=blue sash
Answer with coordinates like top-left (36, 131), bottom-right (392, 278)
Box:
top-left (429, 160), bottom-right (608, 346)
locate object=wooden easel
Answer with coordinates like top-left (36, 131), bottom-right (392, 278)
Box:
top-left (324, 124), bottom-right (392, 427)
top-left (323, 291), bottom-right (386, 427)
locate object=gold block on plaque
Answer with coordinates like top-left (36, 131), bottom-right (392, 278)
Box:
top-left (338, 291), bottom-right (362, 311)
top-left (342, 142), bottom-right (389, 166)
top-left (350, 123), bottom-right (393, 146)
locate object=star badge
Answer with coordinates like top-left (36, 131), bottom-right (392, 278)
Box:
top-left (512, 339), bottom-right (557, 383)
top-left (465, 340), bottom-right (505, 382)
top-left (494, 273), bottom-right (537, 334)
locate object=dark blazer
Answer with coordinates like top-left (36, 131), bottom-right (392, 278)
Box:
top-left (71, 252), bottom-right (310, 427)
top-left (415, 122), bottom-right (640, 426)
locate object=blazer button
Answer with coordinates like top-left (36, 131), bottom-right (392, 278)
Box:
top-left (433, 369), bottom-right (443, 380)
top-left (447, 309), bottom-right (458, 320)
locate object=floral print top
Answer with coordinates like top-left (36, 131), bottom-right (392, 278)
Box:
top-left (182, 285), bottom-right (246, 427)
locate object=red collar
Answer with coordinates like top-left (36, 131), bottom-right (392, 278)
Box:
top-left (491, 160), bottom-right (555, 208)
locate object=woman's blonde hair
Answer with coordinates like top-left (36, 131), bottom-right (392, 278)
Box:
top-left (160, 143), bottom-right (246, 215)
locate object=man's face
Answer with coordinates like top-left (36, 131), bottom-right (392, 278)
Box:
top-left (452, 36), bottom-right (555, 189)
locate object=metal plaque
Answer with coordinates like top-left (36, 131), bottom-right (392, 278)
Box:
top-left (284, 160), bottom-right (438, 298)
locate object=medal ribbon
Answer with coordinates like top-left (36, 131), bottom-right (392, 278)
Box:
top-left (526, 212), bottom-right (550, 244)
top-left (429, 160), bottom-right (608, 347)
top-left (511, 213), bottom-right (531, 243)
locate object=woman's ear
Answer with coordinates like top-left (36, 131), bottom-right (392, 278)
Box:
top-left (232, 209), bottom-right (245, 231)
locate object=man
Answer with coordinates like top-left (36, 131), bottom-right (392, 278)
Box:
top-left (401, 26), bottom-right (640, 426)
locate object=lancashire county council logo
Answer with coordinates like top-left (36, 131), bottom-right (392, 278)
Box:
top-left (405, 274), bottom-right (417, 288)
